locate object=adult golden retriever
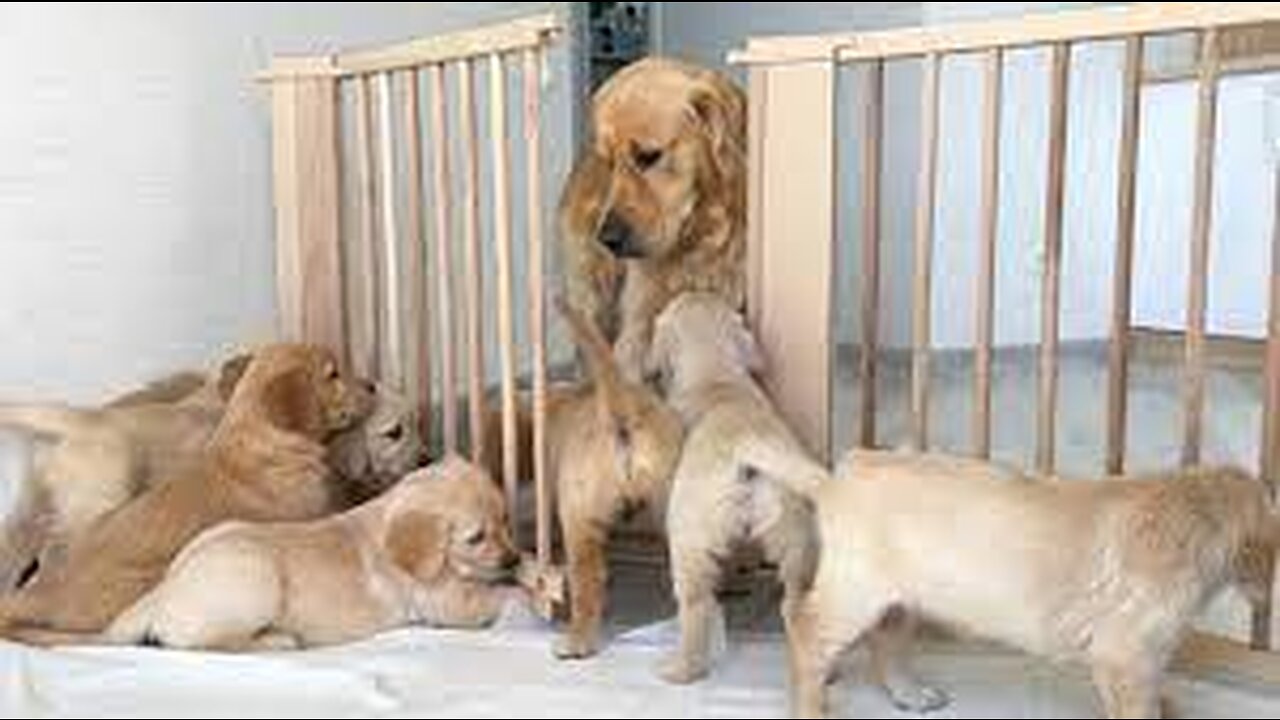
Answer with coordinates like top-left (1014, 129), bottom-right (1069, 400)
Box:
top-left (560, 57), bottom-right (746, 380)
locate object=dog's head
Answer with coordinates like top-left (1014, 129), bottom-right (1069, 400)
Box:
top-left (557, 298), bottom-right (684, 495)
top-left (383, 457), bottom-right (519, 585)
top-left (228, 344), bottom-right (374, 441)
top-left (646, 292), bottom-right (764, 392)
top-left (565, 57), bottom-right (745, 262)
top-left (328, 388), bottom-right (425, 504)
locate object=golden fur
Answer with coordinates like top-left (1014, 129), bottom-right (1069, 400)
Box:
top-left (0, 344), bottom-right (372, 643)
top-left (647, 292), bottom-right (828, 685)
top-left (105, 457), bottom-right (527, 651)
top-left (559, 58), bottom-right (746, 380)
top-left (786, 451), bottom-right (1280, 719)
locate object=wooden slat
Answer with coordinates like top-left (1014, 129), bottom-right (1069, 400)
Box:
top-left (1255, 164), bottom-right (1280, 651)
top-left (1037, 43), bottom-right (1071, 475)
top-left (458, 59), bottom-right (487, 465)
top-left (974, 48), bottom-right (1003, 460)
top-left (858, 61), bottom-right (884, 450)
top-left (910, 53), bottom-right (941, 452)
top-left (1182, 28), bottom-right (1222, 467)
top-left (376, 72), bottom-right (404, 389)
top-left (429, 63), bottom-right (459, 454)
top-left (271, 80), bottom-right (303, 344)
top-left (489, 52), bottom-right (520, 538)
top-left (1106, 36), bottom-right (1144, 476)
top-left (524, 47), bottom-right (551, 567)
top-left (755, 61), bottom-right (837, 462)
top-left (259, 15), bottom-right (562, 80)
top-left (402, 68), bottom-right (432, 445)
top-left (731, 3), bottom-right (1280, 64)
top-left (746, 69), bottom-right (767, 330)
top-left (353, 74), bottom-right (381, 381)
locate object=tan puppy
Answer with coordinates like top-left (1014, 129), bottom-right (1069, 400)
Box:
top-left (0, 354), bottom-right (251, 589)
top-left (327, 388), bottom-right (426, 507)
top-left (0, 344), bottom-right (372, 643)
top-left (647, 292), bottom-right (828, 684)
top-left (787, 451), bottom-right (1280, 719)
top-left (548, 299), bottom-right (684, 659)
top-left (105, 457), bottom-right (527, 651)
top-left (560, 58), bottom-right (746, 380)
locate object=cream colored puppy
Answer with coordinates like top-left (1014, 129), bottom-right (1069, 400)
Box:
top-left (106, 457), bottom-right (529, 651)
top-left (646, 292), bottom-right (828, 684)
top-left (788, 450), bottom-right (1280, 719)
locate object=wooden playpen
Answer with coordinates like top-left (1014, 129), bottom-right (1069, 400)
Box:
top-left (262, 4), bottom-right (1280, 687)
top-left (732, 1), bottom-right (1280, 681)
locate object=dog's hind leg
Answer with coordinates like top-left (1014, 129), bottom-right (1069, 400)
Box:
top-left (786, 584), bottom-right (888, 720)
top-left (867, 608), bottom-right (950, 713)
top-left (658, 540), bottom-right (725, 685)
top-left (556, 514), bottom-right (610, 660)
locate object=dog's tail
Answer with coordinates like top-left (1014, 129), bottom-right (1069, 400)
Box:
top-left (738, 437), bottom-right (831, 500)
top-left (0, 403), bottom-right (94, 441)
top-left (556, 296), bottom-right (627, 411)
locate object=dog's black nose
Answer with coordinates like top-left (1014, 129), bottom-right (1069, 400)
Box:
top-left (598, 211), bottom-right (643, 258)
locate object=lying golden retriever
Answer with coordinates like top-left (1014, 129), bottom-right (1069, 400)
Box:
top-left (0, 354), bottom-right (251, 589)
top-left (646, 292), bottom-right (827, 684)
top-left (787, 451), bottom-right (1280, 719)
top-left (560, 58), bottom-right (746, 380)
top-left (0, 343), bottom-right (372, 643)
top-left (105, 457), bottom-right (528, 651)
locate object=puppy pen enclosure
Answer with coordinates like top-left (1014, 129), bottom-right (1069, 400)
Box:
top-left (732, 0), bottom-right (1280, 685)
top-left (261, 14), bottom-right (564, 614)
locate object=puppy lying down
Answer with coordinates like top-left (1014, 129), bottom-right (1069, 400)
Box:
top-left (787, 450), bottom-right (1279, 719)
top-left (107, 457), bottom-right (536, 651)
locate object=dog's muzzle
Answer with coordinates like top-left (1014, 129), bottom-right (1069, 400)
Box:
top-left (598, 211), bottom-right (645, 259)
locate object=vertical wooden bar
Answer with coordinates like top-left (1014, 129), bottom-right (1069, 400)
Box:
top-left (458, 59), bottom-right (487, 465)
top-left (858, 61), bottom-right (884, 450)
top-left (746, 69), bottom-right (768, 331)
top-left (376, 72), bottom-right (404, 389)
top-left (1182, 28), bottom-right (1221, 468)
top-left (1254, 165), bottom-right (1280, 651)
top-left (269, 70), bottom-right (345, 362)
top-left (429, 63), bottom-right (459, 454)
top-left (524, 47), bottom-right (551, 567)
top-left (1037, 43), bottom-right (1070, 475)
top-left (755, 61), bottom-right (837, 462)
top-left (353, 74), bottom-right (381, 380)
top-left (911, 53), bottom-right (942, 452)
top-left (489, 52), bottom-right (520, 537)
top-left (974, 48), bottom-right (1003, 460)
top-left (1106, 35), bottom-right (1144, 476)
top-left (402, 68), bottom-right (432, 446)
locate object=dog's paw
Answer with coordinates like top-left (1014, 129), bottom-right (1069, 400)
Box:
top-left (553, 633), bottom-right (601, 661)
top-left (886, 681), bottom-right (950, 714)
top-left (656, 654), bottom-right (710, 685)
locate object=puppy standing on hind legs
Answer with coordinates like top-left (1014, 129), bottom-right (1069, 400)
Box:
top-left (644, 292), bottom-right (828, 684)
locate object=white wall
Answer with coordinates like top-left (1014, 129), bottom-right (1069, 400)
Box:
top-left (0, 2), bottom-right (571, 405)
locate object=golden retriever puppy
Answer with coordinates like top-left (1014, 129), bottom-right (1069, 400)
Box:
top-left (647, 292), bottom-right (828, 684)
top-left (327, 387), bottom-right (426, 507)
top-left (0, 354), bottom-right (252, 589)
top-left (103, 370), bottom-right (214, 408)
top-left (560, 58), bottom-right (746, 380)
top-left (0, 344), bottom-right (372, 643)
top-left (787, 451), bottom-right (1280, 719)
top-left (105, 457), bottom-right (527, 651)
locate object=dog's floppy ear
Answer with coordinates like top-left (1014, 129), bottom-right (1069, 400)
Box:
top-left (217, 353), bottom-right (254, 401)
top-left (687, 72), bottom-right (746, 185)
top-left (260, 366), bottom-right (319, 435)
top-left (386, 510), bottom-right (447, 582)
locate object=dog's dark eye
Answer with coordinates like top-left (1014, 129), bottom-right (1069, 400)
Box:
top-left (616, 425), bottom-right (633, 448)
top-left (465, 528), bottom-right (485, 546)
top-left (632, 146), bottom-right (663, 171)
top-left (325, 365), bottom-right (340, 381)
top-left (383, 424), bottom-right (404, 442)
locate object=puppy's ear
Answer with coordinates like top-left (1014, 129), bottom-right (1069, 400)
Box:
top-left (217, 353), bottom-right (254, 401)
top-left (260, 367), bottom-right (319, 435)
top-left (386, 510), bottom-right (446, 582)
top-left (688, 73), bottom-right (746, 185)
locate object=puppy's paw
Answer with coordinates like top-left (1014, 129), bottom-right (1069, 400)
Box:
top-left (657, 653), bottom-right (710, 685)
top-left (885, 680), bottom-right (950, 714)
top-left (553, 632), bottom-right (601, 661)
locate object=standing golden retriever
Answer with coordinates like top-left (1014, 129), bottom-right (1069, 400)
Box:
top-left (0, 344), bottom-right (372, 643)
top-left (560, 58), bottom-right (746, 380)
top-left (105, 457), bottom-right (527, 651)
top-left (787, 451), bottom-right (1280, 719)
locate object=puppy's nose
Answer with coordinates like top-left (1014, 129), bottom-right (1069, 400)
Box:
top-left (598, 211), bottom-right (642, 259)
